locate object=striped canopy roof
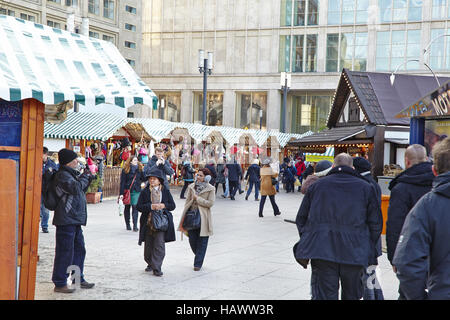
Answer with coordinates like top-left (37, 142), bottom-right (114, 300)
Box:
top-left (0, 15), bottom-right (157, 108)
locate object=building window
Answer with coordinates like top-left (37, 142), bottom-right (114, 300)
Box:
top-left (89, 31), bottom-right (100, 39)
top-left (290, 93), bottom-right (333, 134)
top-left (125, 5), bottom-right (137, 14)
top-left (65, 0), bottom-right (78, 7)
top-left (429, 28), bottom-right (450, 70)
top-left (236, 92), bottom-right (267, 130)
top-left (125, 23), bottom-right (136, 31)
top-left (126, 59), bottom-right (135, 67)
top-left (88, 0), bottom-right (100, 15)
top-left (326, 32), bottom-right (368, 72)
top-left (102, 34), bottom-right (115, 43)
top-left (20, 13), bottom-right (36, 22)
top-left (280, 0), bottom-right (318, 26)
top-left (125, 41), bottom-right (136, 49)
top-left (376, 29), bottom-right (421, 71)
top-left (432, 0), bottom-right (450, 19)
top-left (193, 92), bottom-right (223, 126)
top-left (379, 0), bottom-right (423, 23)
top-left (48, 0), bottom-right (61, 3)
top-left (153, 93), bottom-right (181, 122)
top-left (127, 112), bottom-right (134, 118)
top-left (292, 34), bottom-right (317, 72)
top-left (328, 0), bottom-right (369, 25)
top-left (103, 0), bottom-right (115, 19)
top-left (2, 9), bottom-right (15, 16)
top-left (279, 35), bottom-right (291, 72)
top-left (47, 20), bottom-right (62, 29)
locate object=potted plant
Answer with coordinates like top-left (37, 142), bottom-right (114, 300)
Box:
top-left (86, 174), bottom-right (102, 204)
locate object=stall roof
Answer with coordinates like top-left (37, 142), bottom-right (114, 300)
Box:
top-left (290, 126), bottom-right (367, 146)
top-left (0, 15), bottom-right (157, 108)
top-left (327, 69), bottom-right (450, 127)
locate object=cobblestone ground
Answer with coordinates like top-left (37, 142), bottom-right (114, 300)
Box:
top-left (35, 186), bottom-right (399, 300)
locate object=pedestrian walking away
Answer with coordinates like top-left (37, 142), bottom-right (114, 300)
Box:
top-left (215, 158), bottom-right (226, 195)
top-left (245, 159), bottom-right (261, 201)
top-left (137, 166), bottom-right (176, 277)
top-left (143, 146), bottom-right (174, 190)
top-left (353, 157), bottom-right (384, 300)
top-left (179, 168), bottom-right (216, 271)
top-left (393, 137), bottom-right (450, 300)
top-left (180, 160), bottom-right (195, 199)
top-left (259, 159), bottom-right (281, 217)
top-left (119, 156), bottom-right (145, 232)
top-left (294, 153), bottom-right (382, 300)
top-left (386, 144), bottom-right (434, 300)
top-left (226, 159), bottom-right (242, 200)
top-left (51, 148), bottom-right (95, 294)
top-left (41, 146), bottom-right (58, 233)
top-left (300, 160), bottom-right (332, 195)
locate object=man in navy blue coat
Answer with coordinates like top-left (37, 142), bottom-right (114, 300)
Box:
top-left (386, 144), bottom-right (434, 299)
top-left (226, 159), bottom-right (242, 200)
top-left (393, 137), bottom-right (450, 300)
top-left (244, 159), bottom-right (261, 201)
top-left (294, 153), bottom-right (382, 300)
top-left (41, 147), bottom-right (59, 233)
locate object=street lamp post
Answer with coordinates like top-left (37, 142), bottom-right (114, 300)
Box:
top-left (259, 109), bottom-right (263, 130)
top-left (390, 59), bottom-right (440, 87)
top-left (198, 50), bottom-right (213, 125)
top-left (280, 72), bottom-right (291, 133)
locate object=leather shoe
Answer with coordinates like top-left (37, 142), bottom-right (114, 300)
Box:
top-left (274, 212), bottom-right (281, 216)
top-left (54, 285), bottom-right (76, 293)
top-left (239, 190), bottom-right (244, 194)
top-left (193, 267), bottom-right (201, 271)
top-left (145, 266), bottom-right (152, 272)
top-left (133, 227), bottom-right (139, 232)
top-left (80, 281), bottom-right (95, 289)
top-left (126, 225), bottom-right (131, 231)
top-left (245, 195), bottom-right (248, 200)
top-left (153, 270), bottom-right (163, 277)
top-left (42, 228), bottom-right (49, 233)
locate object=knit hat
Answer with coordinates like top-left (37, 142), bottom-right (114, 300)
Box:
top-left (353, 157), bottom-right (372, 174)
top-left (58, 148), bottom-right (78, 166)
top-left (314, 160), bottom-right (333, 177)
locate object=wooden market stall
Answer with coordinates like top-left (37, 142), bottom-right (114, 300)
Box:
top-left (0, 15), bottom-right (158, 299)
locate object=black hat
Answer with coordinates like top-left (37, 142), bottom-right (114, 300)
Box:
top-left (58, 148), bottom-right (78, 166)
top-left (144, 166), bottom-right (165, 184)
top-left (314, 160), bottom-right (333, 177)
top-left (121, 137), bottom-right (130, 148)
top-left (353, 157), bottom-right (371, 174)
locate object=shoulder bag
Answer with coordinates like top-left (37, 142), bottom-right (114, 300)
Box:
top-left (122, 173), bottom-right (137, 205)
top-left (183, 208), bottom-right (201, 231)
top-left (151, 210), bottom-right (169, 232)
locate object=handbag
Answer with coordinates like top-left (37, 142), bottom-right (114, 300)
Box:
top-left (271, 177), bottom-right (277, 185)
top-left (122, 173), bottom-right (137, 205)
top-left (151, 210), bottom-right (169, 232)
top-left (183, 208), bottom-right (201, 231)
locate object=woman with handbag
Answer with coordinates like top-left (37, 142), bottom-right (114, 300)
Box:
top-left (259, 159), bottom-right (281, 218)
top-left (136, 167), bottom-right (176, 277)
top-left (178, 168), bottom-right (215, 271)
top-left (119, 156), bottom-right (145, 231)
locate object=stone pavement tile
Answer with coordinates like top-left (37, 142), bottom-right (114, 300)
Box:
top-left (218, 260), bottom-right (285, 277)
top-left (205, 289), bottom-right (273, 300)
top-left (151, 282), bottom-right (224, 300)
top-left (276, 282), bottom-right (312, 300)
top-left (225, 275), bottom-right (301, 297)
top-left (174, 270), bottom-right (261, 291)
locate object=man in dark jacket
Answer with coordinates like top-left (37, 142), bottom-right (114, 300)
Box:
top-left (41, 147), bottom-right (58, 233)
top-left (245, 159), bottom-right (261, 201)
top-left (393, 137), bottom-right (450, 300)
top-left (294, 153), bottom-right (383, 300)
top-left (386, 144), bottom-right (434, 299)
top-left (353, 157), bottom-right (384, 300)
top-left (52, 148), bottom-right (95, 294)
top-left (144, 147), bottom-right (174, 190)
top-left (205, 161), bottom-right (217, 186)
top-left (226, 159), bottom-right (242, 200)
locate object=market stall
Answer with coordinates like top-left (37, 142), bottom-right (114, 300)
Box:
top-left (0, 15), bottom-right (157, 300)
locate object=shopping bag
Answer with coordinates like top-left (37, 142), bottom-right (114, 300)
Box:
top-left (118, 198), bottom-right (125, 216)
top-left (294, 179), bottom-right (301, 187)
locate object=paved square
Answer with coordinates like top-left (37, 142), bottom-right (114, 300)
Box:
top-left (35, 187), bottom-right (399, 300)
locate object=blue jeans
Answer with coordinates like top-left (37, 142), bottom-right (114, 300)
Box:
top-left (246, 181), bottom-right (260, 199)
top-left (188, 228), bottom-right (209, 268)
top-left (223, 178), bottom-right (230, 197)
top-left (40, 198), bottom-right (49, 230)
top-left (52, 225), bottom-right (87, 287)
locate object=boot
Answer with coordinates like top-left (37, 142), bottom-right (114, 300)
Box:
top-left (54, 285), bottom-right (76, 293)
top-left (126, 224), bottom-right (131, 231)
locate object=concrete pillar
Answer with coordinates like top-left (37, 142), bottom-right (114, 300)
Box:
top-left (180, 90), bottom-right (193, 122)
top-left (267, 89), bottom-right (281, 131)
top-left (222, 90), bottom-right (235, 127)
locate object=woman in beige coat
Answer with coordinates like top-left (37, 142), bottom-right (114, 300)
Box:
top-left (259, 159), bottom-right (281, 218)
top-left (178, 168), bottom-right (215, 271)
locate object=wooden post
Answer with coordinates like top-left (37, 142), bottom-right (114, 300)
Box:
top-left (373, 126), bottom-right (385, 178)
top-left (18, 99), bottom-right (45, 300)
top-left (0, 160), bottom-right (18, 300)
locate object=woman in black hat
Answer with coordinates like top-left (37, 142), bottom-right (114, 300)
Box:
top-left (136, 167), bottom-right (176, 277)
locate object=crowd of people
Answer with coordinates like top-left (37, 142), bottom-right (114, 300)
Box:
top-left (39, 136), bottom-right (450, 299)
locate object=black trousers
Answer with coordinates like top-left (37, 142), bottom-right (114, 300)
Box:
top-left (215, 182), bottom-right (226, 194)
top-left (258, 195), bottom-right (280, 216)
top-left (124, 204), bottom-right (138, 228)
top-left (229, 181), bottom-right (239, 198)
top-left (144, 230), bottom-right (166, 272)
top-left (310, 259), bottom-right (364, 300)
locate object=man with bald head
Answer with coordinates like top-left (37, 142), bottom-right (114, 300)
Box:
top-left (386, 144), bottom-right (434, 300)
top-left (294, 153), bottom-right (382, 300)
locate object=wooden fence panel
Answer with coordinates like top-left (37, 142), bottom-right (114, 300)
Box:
top-left (102, 167), bottom-right (122, 198)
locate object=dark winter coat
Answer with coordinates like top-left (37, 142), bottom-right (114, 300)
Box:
top-left (295, 166), bottom-right (383, 267)
top-left (245, 164), bottom-right (260, 183)
top-left (182, 163), bottom-right (195, 181)
top-left (302, 164), bottom-right (314, 180)
top-left (393, 171), bottom-right (450, 300)
top-left (119, 165), bottom-right (145, 195)
top-left (360, 171), bottom-right (383, 266)
top-left (144, 155), bottom-right (174, 185)
top-left (386, 162), bottom-right (434, 263)
top-left (226, 163), bottom-right (242, 182)
top-left (205, 164), bottom-right (217, 185)
top-left (216, 163), bottom-right (226, 184)
top-left (137, 184), bottom-right (176, 245)
top-left (282, 166), bottom-right (296, 183)
top-left (52, 166), bottom-right (94, 226)
top-left (43, 158), bottom-right (58, 174)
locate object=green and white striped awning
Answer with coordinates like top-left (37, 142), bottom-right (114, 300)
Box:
top-left (0, 15), bottom-right (157, 108)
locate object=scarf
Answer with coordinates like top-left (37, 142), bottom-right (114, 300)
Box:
top-left (147, 186), bottom-right (162, 232)
top-left (194, 181), bottom-right (208, 195)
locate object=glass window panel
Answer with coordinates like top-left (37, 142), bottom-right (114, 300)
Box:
top-left (280, 0), bottom-right (292, 26)
top-left (251, 93), bottom-right (267, 129)
top-left (328, 0), bottom-right (340, 24)
top-left (294, 0), bottom-right (306, 26)
top-left (279, 35), bottom-right (291, 72)
top-left (342, 0), bottom-right (354, 24)
top-left (328, 12), bottom-right (341, 24)
top-left (326, 34), bottom-right (339, 72)
top-left (89, 0), bottom-right (100, 14)
top-left (377, 31), bottom-right (390, 44)
top-left (408, 0), bottom-right (422, 21)
top-left (292, 35), bottom-right (304, 72)
top-left (380, 0), bottom-right (392, 22)
top-left (308, 0), bottom-right (319, 25)
top-left (238, 94), bottom-right (251, 129)
top-left (329, 0), bottom-right (341, 11)
top-left (376, 58), bottom-right (390, 70)
top-left (356, 11), bottom-right (368, 24)
top-left (376, 44), bottom-right (390, 58)
top-left (305, 34), bottom-right (317, 72)
top-left (391, 57), bottom-right (404, 69)
top-left (445, 27), bottom-right (450, 69)
top-left (432, 0), bottom-right (445, 19)
top-left (103, 0), bottom-right (114, 19)
top-left (357, 0), bottom-right (369, 10)
top-left (291, 94), bottom-right (333, 133)
top-left (430, 28), bottom-right (445, 69)
top-left (194, 93), bottom-right (223, 126)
